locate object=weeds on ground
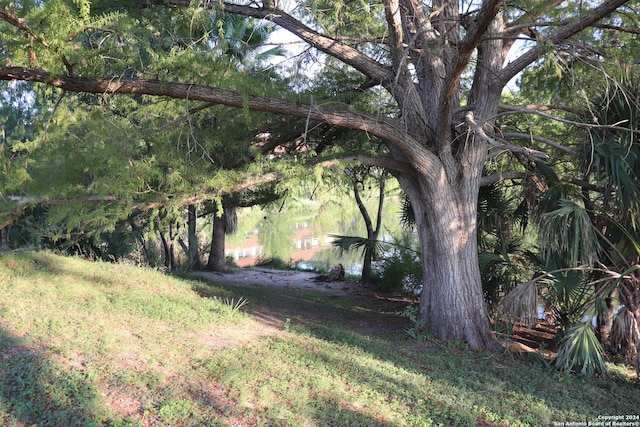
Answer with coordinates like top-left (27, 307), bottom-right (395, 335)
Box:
top-left (398, 304), bottom-right (433, 341)
top-left (215, 296), bottom-right (249, 319)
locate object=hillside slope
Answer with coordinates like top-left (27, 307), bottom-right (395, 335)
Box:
top-left (0, 251), bottom-right (638, 427)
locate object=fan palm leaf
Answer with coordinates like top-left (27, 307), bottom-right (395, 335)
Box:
top-left (538, 199), bottom-right (600, 267)
top-left (554, 322), bottom-right (608, 376)
top-left (586, 82), bottom-right (640, 221)
top-left (545, 265), bottom-right (595, 328)
top-left (499, 280), bottom-right (539, 327)
top-left (399, 194), bottom-right (415, 230)
top-left (330, 234), bottom-right (387, 260)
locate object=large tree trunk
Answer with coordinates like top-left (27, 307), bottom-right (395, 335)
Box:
top-left (401, 7), bottom-right (504, 352)
top-left (409, 180), bottom-right (500, 351)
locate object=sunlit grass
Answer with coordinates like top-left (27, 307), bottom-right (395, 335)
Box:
top-left (0, 250), bottom-right (638, 426)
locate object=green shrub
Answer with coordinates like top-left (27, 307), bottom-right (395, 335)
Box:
top-left (374, 232), bottom-right (422, 294)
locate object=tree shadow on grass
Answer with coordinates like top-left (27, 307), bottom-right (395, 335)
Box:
top-left (192, 278), bottom-right (640, 426)
top-left (190, 276), bottom-right (410, 336)
top-left (0, 328), bottom-right (124, 427)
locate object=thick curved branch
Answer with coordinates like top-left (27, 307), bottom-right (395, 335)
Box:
top-left (0, 66), bottom-right (440, 174)
top-left (347, 154), bottom-right (416, 177)
top-left (0, 67), bottom-right (378, 131)
top-left (499, 0), bottom-right (631, 85)
top-left (453, 0), bottom-right (503, 82)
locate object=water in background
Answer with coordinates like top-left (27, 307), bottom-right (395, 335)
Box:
top-left (224, 197), bottom-right (401, 275)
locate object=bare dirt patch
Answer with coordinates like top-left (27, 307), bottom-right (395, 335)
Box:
top-left (192, 268), bottom-right (363, 296)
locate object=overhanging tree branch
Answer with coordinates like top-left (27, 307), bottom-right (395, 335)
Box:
top-left (480, 171), bottom-right (605, 193)
top-left (503, 0), bottom-right (565, 53)
top-left (0, 155), bottom-right (390, 230)
top-left (152, 0), bottom-right (394, 84)
top-left (501, 132), bottom-right (579, 156)
top-left (0, 66), bottom-right (432, 164)
top-left (497, 104), bottom-right (640, 134)
top-left (499, 0), bottom-right (631, 85)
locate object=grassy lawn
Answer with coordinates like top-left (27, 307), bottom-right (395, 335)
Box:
top-left (0, 251), bottom-right (638, 426)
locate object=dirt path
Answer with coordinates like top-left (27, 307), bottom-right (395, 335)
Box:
top-left (191, 267), bottom-right (363, 296)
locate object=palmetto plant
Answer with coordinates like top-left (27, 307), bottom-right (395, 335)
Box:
top-left (501, 80), bottom-right (640, 375)
top-left (216, 296), bottom-right (249, 319)
top-left (554, 321), bottom-right (608, 376)
top-left (214, 12), bottom-right (285, 64)
top-left (547, 266), bottom-right (595, 329)
top-left (477, 179), bottom-right (537, 308)
top-left (538, 199), bottom-right (601, 268)
top-left (586, 83), bottom-right (640, 222)
top-left (330, 235), bottom-right (387, 262)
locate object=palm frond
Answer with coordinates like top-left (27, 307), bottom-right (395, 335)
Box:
top-left (499, 280), bottom-right (539, 327)
top-left (587, 82), bottom-right (640, 217)
top-left (611, 306), bottom-right (640, 359)
top-left (546, 267), bottom-right (594, 328)
top-left (399, 194), bottom-right (415, 230)
top-left (554, 322), bottom-right (608, 377)
top-left (538, 198), bottom-right (600, 267)
top-left (330, 234), bottom-right (386, 259)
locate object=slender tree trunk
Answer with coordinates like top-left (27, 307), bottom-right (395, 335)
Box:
top-left (168, 223), bottom-right (177, 269)
top-left (187, 204), bottom-right (201, 270)
top-left (207, 214), bottom-right (226, 271)
top-left (159, 230), bottom-right (171, 269)
top-left (352, 172), bottom-right (386, 285)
